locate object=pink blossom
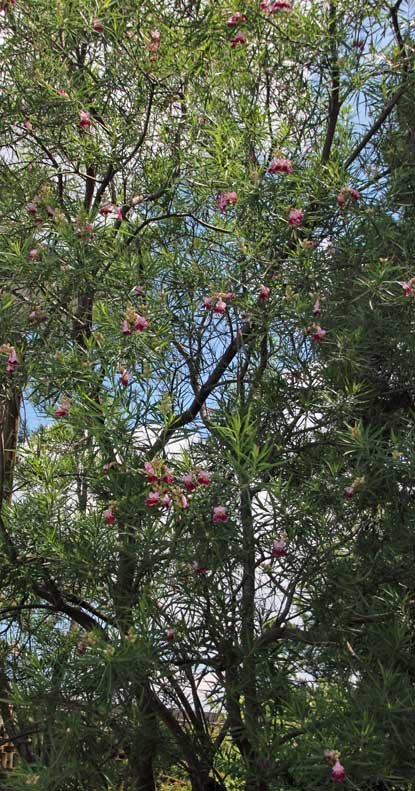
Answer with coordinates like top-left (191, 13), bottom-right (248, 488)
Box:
top-left (197, 470), bottom-right (211, 486)
top-left (267, 157), bottom-right (293, 175)
top-left (161, 493), bottom-right (172, 508)
top-left (5, 348), bottom-right (17, 376)
top-left (103, 506), bottom-right (116, 525)
top-left (162, 470), bottom-right (174, 484)
top-left (102, 463), bottom-right (112, 473)
top-left (99, 203), bottom-right (113, 216)
top-left (288, 208), bottom-right (304, 226)
top-left (230, 31), bottom-right (247, 47)
top-left (272, 539), bottom-right (287, 558)
top-left (217, 191), bottom-right (238, 212)
top-left (24, 119), bottom-right (32, 131)
top-left (331, 761), bottom-right (346, 783)
top-left (227, 12), bottom-right (247, 26)
top-left (400, 278), bottom-right (415, 297)
top-left (144, 462), bottom-right (158, 483)
top-left (312, 298), bottom-right (321, 316)
top-left (27, 202), bottom-right (37, 216)
top-left (213, 506), bottom-right (228, 523)
top-left (77, 641), bottom-right (87, 654)
top-left (203, 297), bottom-right (213, 310)
top-left (337, 192), bottom-right (346, 207)
top-left (134, 285), bottom-right (146, 297)
top-left (180, 493), bottom-right (189, 509)
top-left (80, 110), bottom-right (92, 129)
top-left (46, 205), bottom-right (55, 219)
top-left (148, 29), bottom-right (160, 51)
top-left (92, 17), bottom-right (104, 33)
top-left (166, 628), bottom-right (176, 642)
top-left (57, 89), bottom-right (69, 98)
top-left (344, 486), bottom-right (354, 500)
top-left (259, 284), bottom-right (270, 301)
top-left (28, 248), bottom-right (39, 261)
top-left (119, 371), bottom-right (131, 387)
top-left (121, 320), bottom-right (132, 336)
top-left (214, 299), bottom-right (227, 315)
top-left (349, 188), bottom-right (360, 202)
top-left (183, 473), bottom-right (196, 492)
top-left (224, 291), bottom-right (234, 301)
top-left (308, 325), bottom-right (326, 342)
top-left (54, 402), bottom-right (69, 418)
top-left (145, 491), bottom-right (160, 507)
top-left (324, 750), bottom-right (336, 764)
top-left (271, 0), bottom-right (292, 8)
top-left (134, 315), bottom-right (149, 331)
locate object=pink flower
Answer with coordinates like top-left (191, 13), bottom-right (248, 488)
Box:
top-left (214, 299), bottom-right (227, 315)
top-left (161, 493), bottom-right (172, 508)
top-left (103, 506), bottom-right (116, 525)
top-left (400, 278), bottom-right (415, 297)
top-left (77, 641), bottom-right (87, 654)
top-left (80, 110), bottom-right (92, 129)
top-left (28, 248), bottom-right (39, 261)
top-left (161, 470), bottom-right (174, 484)
top-left (324, 750), bottom-right (336, 764)
top-left (5, 348), bottom-right (18, 376)
top-left (197, 470), bottom-right (211, 486)
top-left (92, 17), bottom-right (104, 32)
top-left (99, 203), bottom-right (113, 216)
top-left (308, 325), bottom-right (326, 342)
top-left (183, 473), bottom-right (196, 492)
top-left (134, 315), bottom-right (149, 331)
top-left (57, 88), bottom-right (69, 98)
top-left (121, 320), bottom-right (132, 336)
top-left (312, 298), bottom-right (321, 316)
top-left (337, 192), bottom-right (346, 207)
top-left (192, 561), bottom-right (207, 577)
top-left (24, 119), bottom-right (32, 131)
top-left (230, 31), bottom-right (247, 47)
top-left (27, 202), bottom-right (37, 216)
top-left (119, 371), bottom-right (131, 387)
top-left (180, 494), bottom-right (189, 509)
top-left (267, 157), bottom-right (292, 174)
top-left (145, 491), bottom-right (160, 507)
top-left (54, 402), bottom-right (69, 418)
top-left (144, 462), bottom-right (158, 483)
top-left (271, 0), bottom-right (292, 8)
top-left (213, 506), bottom-right (228, 523)
top-left (166, 628), bottom-right (176, 641)
top-left (148, 29), bottom-right (160, 51)
top-left (203, 297), bottom-right (213, 310)
top-left (259, 284), bottom-right (270, 301)
top-left (224, 291), bottom-right (234, 301)
top-left (349, 188), bottom-right (360, 202)
top-left (217, 191), bottom-right (238, 212)
top-left (331, 761), bottom-right (346, 783)
top-left (227, 11), bottom-right (247, 26)
top-left (272, 539), bottom-right (287, 558)
top-left (344, 486), bottom-right (354, 499)
top-left (288, 208), bottom-right (304, 226)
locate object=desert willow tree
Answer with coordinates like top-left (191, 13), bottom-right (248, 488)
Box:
top-left (1, 0), bottom-right (415, 789)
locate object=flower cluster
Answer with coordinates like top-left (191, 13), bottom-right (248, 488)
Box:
top-left (307, 324), bottom-right (326, 343)
top-left (261, 0), bottom-right (292, 12)
top-left (0, 344), bottom-right (18, 375)
top-left (288, 207), bottom-right (304, 226)
top-left (267, 157), bottom-right (292, 174)
top-left (79, 110), bottom-right (92, 129)
top-left (230, 31), bottom-right (247, 47)
top-left (324, 751), bottom-right (346, 783)
top-left (227, 12), bottom-right (247, 26)
top-left (99, 203), bottom-right (123, 221)
top-left (337, 186), bottom-right (360, 206)
top-left (400, 277), bottom-right (415, 297)
top-left (121, 306), bottom-right (150, 335)
top-left (203, 292), bottom-right (234, 315)
top-left (272, 539), bottom-right (287, 558)
top-left (103, 504), bottom-right (116, 525)
top-left (217, 191), bottom-right (238, 212)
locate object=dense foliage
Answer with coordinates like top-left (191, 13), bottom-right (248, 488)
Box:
top-left (1, 1), bottom-right (415, 789)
